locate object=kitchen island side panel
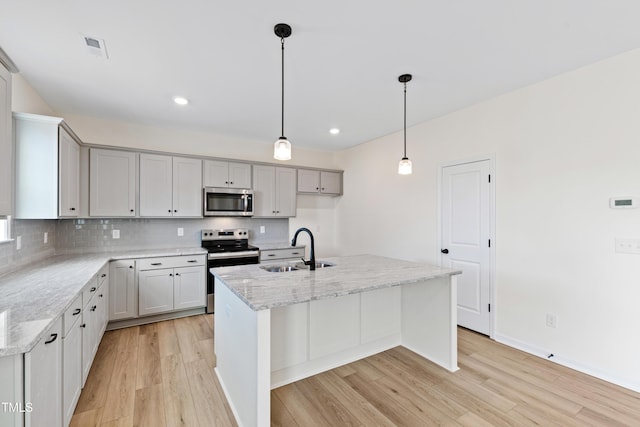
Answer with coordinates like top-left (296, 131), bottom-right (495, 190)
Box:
top-left (401, 275), bottom-right (458, 372)
top-left (214, 282), bottom-right (270, 427)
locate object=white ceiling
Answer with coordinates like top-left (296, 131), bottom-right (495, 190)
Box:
top-left (2, 1), bottom-right (640, 152)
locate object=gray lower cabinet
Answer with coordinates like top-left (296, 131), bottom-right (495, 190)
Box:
top-left (109, 259), bottom-right (137, 321)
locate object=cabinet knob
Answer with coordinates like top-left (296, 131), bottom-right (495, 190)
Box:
top-left (174, 210), bottom-right (177, 213)
top-left (91, 305), bottom-right (97, 311)
top-left (169, 273), bottom-right (173, 277)
top-left (99, 294), bottom-right (104, 298)
top-left (80, 324), bottom-right (86, 328)
top-left (225, 181), bottom-right (228, 184)
top-left (130, 209), bottom-right (134, 213)
top-left (230, 181), bottom-right (233, 184)
top-left (70, 207), bottom-right (76, 211)
top-left (44, 333), bottom-right (58, 344)
top-left (276, 211), bottom-right (280, 214)
top-left (129, 265), bottom-right (134, 269)
top-left (175, 273), bottom-right (180, 276)
top-left (168, 209), bottom-right (172, 213)
top-left (316, 187), bottom-right (319, 190)
top-left (101, 273), bottom-right (107, 278)
top-left (321, 188), bottom-right (325, 191)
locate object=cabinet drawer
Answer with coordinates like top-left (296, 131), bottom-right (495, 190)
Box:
top-left (260, 248), bottom-right (305, 262)
top-left (97, 263), bottom-right (109, 287)
top-left (137, 255), bottom-right (205, 271)
top-left (63, 294), bottom-right (83, 337)
top-left (83, 277), bottom-right (99, 308)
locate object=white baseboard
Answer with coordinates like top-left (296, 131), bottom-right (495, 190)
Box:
top-left (494, 333), bottom-right (640, 393)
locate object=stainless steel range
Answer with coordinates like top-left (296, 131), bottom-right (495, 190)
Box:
top-left (201, 228), bottom-right (260, 313)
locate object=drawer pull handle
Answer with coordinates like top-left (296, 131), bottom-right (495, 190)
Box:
top-left (90, 287), bottom-right (97, 292)
top-left (268, 254), bottom-right (276, 257)
top-left (187, 260), bottom-right (198, 263)
top-left (72, 309), bottom-right (81, 316)
top-left (151, 263), bottom-right (162, 266)
top-left (44, 333), bottom-right (58, 345)
top-left (291, 252), bottom-right (300, 255)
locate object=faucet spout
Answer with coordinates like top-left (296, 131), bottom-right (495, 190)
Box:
top-left (291, 227), bottom-right (316, 270)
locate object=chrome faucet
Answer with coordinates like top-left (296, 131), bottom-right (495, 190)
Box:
top-left (291, 227), bottom-right (316, 270)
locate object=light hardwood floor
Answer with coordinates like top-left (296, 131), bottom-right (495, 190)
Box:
top-left (73, 315), bottom-right (640, 426)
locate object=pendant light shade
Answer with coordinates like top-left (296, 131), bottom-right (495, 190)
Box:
top-left (398, 73), bottom-right (412, 175)
top-left (274, 23), bottom-right (292, 160)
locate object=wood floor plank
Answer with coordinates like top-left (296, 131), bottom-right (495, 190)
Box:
top-left (184, 358), bottom-right (237, 427)
top-left (157, 320), bottom-right (180, 358)
top-left (70, 407), bottom-right (103, 427)
top-left (160, 353), bottom-right (200, 427)
top-left (273, 383), bottom-right (335, 427)
top-left (198, 338), bottom-right (216, 369)
top-left (99, 415), bottom-right (134, 427)
top-left (186, 314), bottom-right (212, 341)
top-left (292, 376), bottom-right (364, 426)
top-left (133, 384), bottom-right (166, 427)
top-left (101, 334), bottom-right (139, 423)
top-left (74, 330), bottom-right (119, 413)
top-left (271, 392), bottom-right (299, 427)
top-left (136, 324), bottom-right (162, 390)
top-left (174, 316), bottom-right (206, 363)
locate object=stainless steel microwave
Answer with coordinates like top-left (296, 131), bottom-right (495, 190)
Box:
top-left (203, 187), bottom-right (254, 216)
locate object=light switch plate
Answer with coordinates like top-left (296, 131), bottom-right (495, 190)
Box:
top-left (16, 236), bottom-right (21, 250)
top-left (260, 226), bottom-right (265, 234)
top-left (177, 228), bottom-right (184, 237)
top-left (112, 229), bottom-right (120, 239)
top-left (615, 238), bottom-right (640, 254)
top-left (44, 232), bottom-right (48, 244)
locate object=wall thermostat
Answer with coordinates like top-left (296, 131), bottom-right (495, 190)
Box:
top-left (609, 197), bottom-right (640, 209)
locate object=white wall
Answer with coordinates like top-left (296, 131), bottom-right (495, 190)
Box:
top-left (335, 48), bottom-right (640, 391)
top-left (11, 73), bottom-right (55, 115)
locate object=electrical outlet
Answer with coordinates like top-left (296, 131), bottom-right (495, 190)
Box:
top-left (112, 229), bottom-right (120, 239)
top-left (16, 236), bottom-right (21, 250)
top-left (260, 226), bottom-right (265, 234)
top-left (546, 314), bottom-right (557, 328)
top-left (177, 228), bottom-right (184, 237)
top-left (44, 232), bottom-right (48, 244)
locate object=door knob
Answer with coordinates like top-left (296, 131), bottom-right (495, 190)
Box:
top-left (441, 249), bottom-right (449, 254)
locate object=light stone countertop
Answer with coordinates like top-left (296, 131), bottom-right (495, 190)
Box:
top-left (0, 247), bottom-right (207, 357)
top-left (212, 254), bottom-right (461, 311)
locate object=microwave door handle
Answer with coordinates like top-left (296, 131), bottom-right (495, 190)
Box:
top-left (243, 194), bottom-right (248, 213)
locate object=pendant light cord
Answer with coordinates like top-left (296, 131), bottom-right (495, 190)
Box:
top-left (403, 82), bottom-right (407, 158)
top-left (281, 37), bottom-right (285, 138)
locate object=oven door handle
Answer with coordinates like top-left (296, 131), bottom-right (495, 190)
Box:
top-left (208, 251), bottom-right (259, 260)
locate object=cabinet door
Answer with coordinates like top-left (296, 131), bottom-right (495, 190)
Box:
top-left (275, 167), bottom-right (297, 217)
top-left (252, 165), bottom-right (276, 217)
top-left (320, 171), bottom-right (341, 194)
top-left (139, 269), bottom-right (174, 316)
top-left (109, 260), bottom-right (136, 321)
top-left (228, 162), bottom-right (252, 188)
top-left (58, 128), bottom-right (80, 217)
top-left (0, 64), bottom-right (10, 216)
top-left (173, 266), bottom-right (205, 310)
top-left (81, 298), bottom-right (97, 386)
top-left (25, 317), bottom-right (62, 427)
top-left (62, 319), bottom-right (82, 426)
top-left (90, 149), bottom-right (136, 217)
top-left (140, 153), bottom-right (173, 217)
top-left (297, 169), bottom-right (320, 193)
top-left (172, 156), bottom-right (202, 217)
top-left (203, 159), bottom-right (229, 187)
top-left (96, 285), bottom-right (108, 338)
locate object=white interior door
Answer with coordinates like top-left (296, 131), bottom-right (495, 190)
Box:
top-left (441, 160), bottom-right (492, 335)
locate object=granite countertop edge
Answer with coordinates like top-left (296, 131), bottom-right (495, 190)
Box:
top-left (0, 247), bottom-right (208, 357)
top-left (212, 254), bottom-right (461, 312)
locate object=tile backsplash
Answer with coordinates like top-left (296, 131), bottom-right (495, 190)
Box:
top-left (0, 217), bottom-right (289, 276)
top-left (0, 219), bottom-right (57, 276)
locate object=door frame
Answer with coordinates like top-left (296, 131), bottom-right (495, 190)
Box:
top-left (437, 154), bottom-right (496, 338)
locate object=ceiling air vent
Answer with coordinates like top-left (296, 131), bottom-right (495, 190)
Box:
top-left (81, 35), bottom-right (108, 59)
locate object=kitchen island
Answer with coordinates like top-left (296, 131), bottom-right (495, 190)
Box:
top-left (212, 254), bottom-right (461, 426)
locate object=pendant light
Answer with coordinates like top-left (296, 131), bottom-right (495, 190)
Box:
top-left (274, 23), bottom-right (292, 160)
top-left (398, 73), bottom-right (413, 175)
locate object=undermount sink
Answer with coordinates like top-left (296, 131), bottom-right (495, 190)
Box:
top-left (293, 261), bottom-right (336, 269)
top-left (260, 265), bottom-right (300, 273)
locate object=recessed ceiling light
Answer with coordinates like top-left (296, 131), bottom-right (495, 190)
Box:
top-left (173, 97), bottom-right (189, 105)
top-left (329, 128), bottom-right (340, 135)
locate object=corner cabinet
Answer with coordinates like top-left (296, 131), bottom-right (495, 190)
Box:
top-left (252, 165), bottom-right (296, 217)
top-left (14, 113), bottom-right (83, 219)
top-left (89, 148), bottom-right (137, 217)
top-left (203, 160), bottom-right (252, 189)
top-left (0, 63), bottom-right (11, 217)
top-left (139, 153), bottom-right (202, 217)
top-left (297, 169), bottom-right (342, 195)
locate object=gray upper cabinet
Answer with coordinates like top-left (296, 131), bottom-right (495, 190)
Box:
top-left (0, 63), bottom-right (11, 217)
top-left (139, 153), bottom-right (202, 217)
top-left (203, 160), bottom-right (251, 189)
top-left (297, 169), bottom-right (342, 195)
top-left (252, 165), bottom-right (296, 217)
top-left (14, 113), bottom-right (83, 219)
top-left (90, 148), bottom-right (137, 217)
